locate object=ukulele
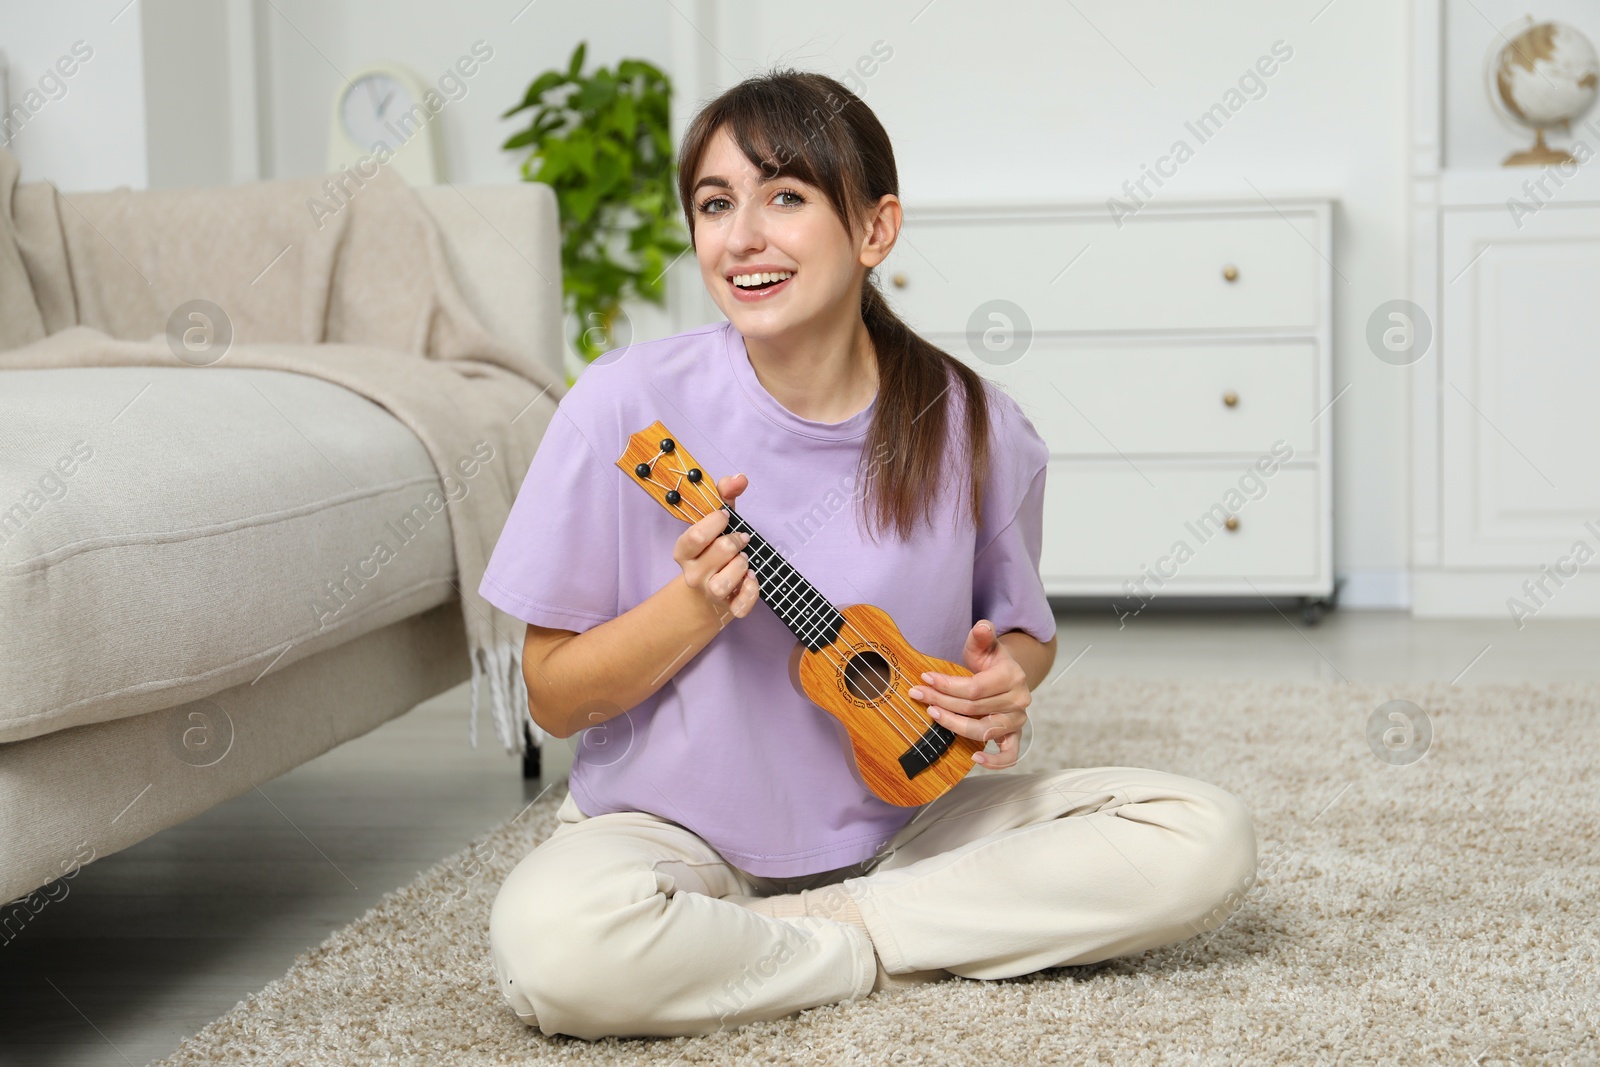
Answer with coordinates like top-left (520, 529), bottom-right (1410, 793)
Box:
top-left (618, 419), bottom-right (984, 807)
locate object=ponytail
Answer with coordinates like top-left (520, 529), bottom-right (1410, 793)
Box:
top-left (855, 271), bottom-right (991, 543)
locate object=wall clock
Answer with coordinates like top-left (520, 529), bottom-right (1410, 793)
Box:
top-left (326, 64), bottom-right (442, 184)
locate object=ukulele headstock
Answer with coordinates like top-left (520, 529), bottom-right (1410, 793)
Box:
top-left (617, 420), bottom-right (724, 525)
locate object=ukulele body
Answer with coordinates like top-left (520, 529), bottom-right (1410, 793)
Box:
top-left (787, 603), bottom-right (984, 807)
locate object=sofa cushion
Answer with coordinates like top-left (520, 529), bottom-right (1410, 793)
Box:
top-left (0, 366), bottom-right (460, 743)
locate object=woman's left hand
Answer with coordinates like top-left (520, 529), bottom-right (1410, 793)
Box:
top-left (906, 619), bottom-right (1031, 769)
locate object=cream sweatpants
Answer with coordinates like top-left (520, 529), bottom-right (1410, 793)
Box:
top-left (488, 764), bottom-right (1257, 1040)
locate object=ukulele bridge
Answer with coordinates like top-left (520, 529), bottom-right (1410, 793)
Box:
top-left (898, 720), bottom-right (957, 780)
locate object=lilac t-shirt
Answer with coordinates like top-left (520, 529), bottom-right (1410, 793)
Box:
top-left (479, 319), bottom-right (1055, 877)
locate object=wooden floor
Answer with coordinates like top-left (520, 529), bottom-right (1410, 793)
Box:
top-left (4, 607), bottom-right (1597, 1066)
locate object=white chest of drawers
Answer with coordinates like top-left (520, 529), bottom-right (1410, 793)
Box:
top-left (878, 196), bottom-right (1337, 617)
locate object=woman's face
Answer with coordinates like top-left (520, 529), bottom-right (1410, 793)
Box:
top-left (689, 125), bottom-right (873, 343)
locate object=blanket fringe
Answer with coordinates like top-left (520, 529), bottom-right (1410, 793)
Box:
top-left (468, 635), bottom-right (545, 756)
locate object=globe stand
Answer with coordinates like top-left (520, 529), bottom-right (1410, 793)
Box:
top-left (1503, 126), bottom-right (1575, 167)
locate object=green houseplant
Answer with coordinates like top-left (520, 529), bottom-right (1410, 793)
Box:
top-left (501, 42), bottom-right (689, 380)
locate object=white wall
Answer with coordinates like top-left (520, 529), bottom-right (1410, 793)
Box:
top-left (0, 0), bottom-right (148, 191)
top-left (253, 0), bottom-right (673, 186)
top-left (1, 0), bottom-right (1413, 603)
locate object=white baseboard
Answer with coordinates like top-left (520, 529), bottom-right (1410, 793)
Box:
top-left (1335, 568), bottom-right (1412, 610)
top-left (1412, 567), bottom-right (1600, 619)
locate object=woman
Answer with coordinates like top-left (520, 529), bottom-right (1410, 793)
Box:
top-left (478, 68), bottom-right (1256, 1040)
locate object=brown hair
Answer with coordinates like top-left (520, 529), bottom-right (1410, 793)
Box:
top-left (675, 69), bottom-right (992, 545)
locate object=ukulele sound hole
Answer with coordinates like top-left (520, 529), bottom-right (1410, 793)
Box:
top-left (843, 650), bottom-right (894, 702)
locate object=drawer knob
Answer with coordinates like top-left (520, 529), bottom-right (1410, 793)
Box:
top-left (891, 272), bottom-right (908, 289)
top-left (1222, 264), bottom-right (1239, 282)
top-left (1224, 515), bottom-right (1240, 532)
top-left (1223, 391), bottom-right (1239, 407)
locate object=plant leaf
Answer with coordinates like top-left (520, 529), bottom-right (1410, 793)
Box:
top-left (503, 43), bottom-right (692, 355)
top-left (575, 72), bottom-right (616, 112)
top-left (500, 126), bottom-right (540, 151)
top-left (501, 70), bottom-right (569, 117)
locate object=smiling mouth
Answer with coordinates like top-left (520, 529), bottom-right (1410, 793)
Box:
top-left (729, 270), bottom-right (795, 292)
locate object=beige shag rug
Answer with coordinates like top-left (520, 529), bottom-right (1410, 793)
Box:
top-left (151, 679), bottom-right (1599, 1066)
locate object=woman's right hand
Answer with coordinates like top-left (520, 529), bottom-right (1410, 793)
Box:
top-left (674, 473), bottom-right (760, 623)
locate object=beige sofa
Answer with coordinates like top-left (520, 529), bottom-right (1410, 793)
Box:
top-left (0, 183), bottom-right (561, 911)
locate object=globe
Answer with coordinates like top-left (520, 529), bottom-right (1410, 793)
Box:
top-left (1491, 20), bottom-right (1600, 166)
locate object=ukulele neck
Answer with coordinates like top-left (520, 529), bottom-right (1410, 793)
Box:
top-left (720, 504), bottom-right (843, 652)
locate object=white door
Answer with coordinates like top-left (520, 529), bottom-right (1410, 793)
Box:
top-left (1439, 207), bottom-right (1600, 567)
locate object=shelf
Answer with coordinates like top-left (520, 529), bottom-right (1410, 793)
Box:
top-left (1434, 161), bottom-right (1600, 208)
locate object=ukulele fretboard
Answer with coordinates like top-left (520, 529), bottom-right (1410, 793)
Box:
top-left (721, 505), bottom-right (844, 652)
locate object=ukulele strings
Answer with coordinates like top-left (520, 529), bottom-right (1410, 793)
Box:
top-left (638, 450), bottom-right (942, 761)
top-left (658, 479), bottom-right (933, 754)
top-left (669, 480), bottom-right (936, 755)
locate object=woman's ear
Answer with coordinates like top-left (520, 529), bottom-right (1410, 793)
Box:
top-left (858, 194), bottom-right (902, 269)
